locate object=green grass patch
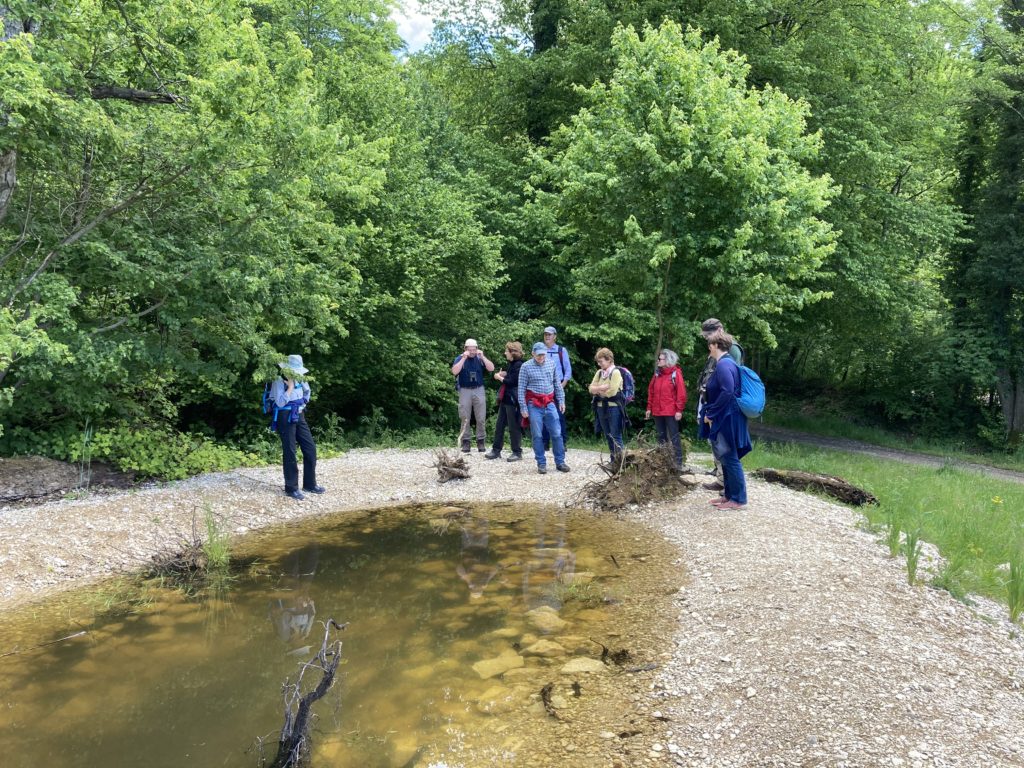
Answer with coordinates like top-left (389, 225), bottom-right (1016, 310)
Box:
top-left (744, 441), bottom-right (1024, 610)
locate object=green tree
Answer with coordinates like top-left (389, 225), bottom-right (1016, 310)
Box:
top-left (541, 22), bottom-right (836, 357)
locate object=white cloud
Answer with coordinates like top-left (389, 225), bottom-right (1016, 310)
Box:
top-left (392, 0), bottom-right (435, 53)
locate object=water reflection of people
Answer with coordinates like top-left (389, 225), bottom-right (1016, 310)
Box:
top-left (456, 516), bottom-right (502, 599)
top-left (269, 544), bottom-right (319, 648)
top-left (521, 509), bottom-right (576, 611)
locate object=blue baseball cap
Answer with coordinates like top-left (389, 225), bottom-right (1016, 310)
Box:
top-left (532, 342), bottom-right (548, 356)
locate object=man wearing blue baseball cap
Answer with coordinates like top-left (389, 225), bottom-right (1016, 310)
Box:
top-left (517, 342), bottom-right (570, 474)
top-left (541, 325), bottom-right (572, 451)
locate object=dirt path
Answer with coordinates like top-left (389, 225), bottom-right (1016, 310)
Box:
top-left (1, 448), bottom-right (1022, 766)
top-left (751, 423), bottom-right (1024, 485)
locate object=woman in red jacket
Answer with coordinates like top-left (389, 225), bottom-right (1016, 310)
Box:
top-left (645, 348), bottom-right (688, 470)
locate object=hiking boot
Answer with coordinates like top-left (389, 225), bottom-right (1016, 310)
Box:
top-left (461, 444), bottom-right (471, 454)
top-left (537, 466), bottom-right (547, 474)
top-left (556, 463), bottom-right (571, 473)
top-left (303, 485), bottom-right (326, 494)
top-left (507, 453), bottom-right (522, 463)
top-left (477, 440), bottom-right (486, 452)
top-left (484, 450), bottom-right (501, 460)
top-left (286, 489), bottom-right (306, 501)
top-left (702, 480), bottom-right (724, 491)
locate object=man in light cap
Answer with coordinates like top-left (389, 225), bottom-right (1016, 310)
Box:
top-left (517, 342), bottom-right (569, 474)
top-left (451, 338), bottom-right (495, 452)
top-left (542, 325), bottom-right (572, 451)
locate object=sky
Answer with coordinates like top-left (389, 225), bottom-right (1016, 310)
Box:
top-left (392, 0), bottom-right (435, 53)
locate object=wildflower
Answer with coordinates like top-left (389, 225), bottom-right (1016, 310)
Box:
top-left (992, 496), bottom-right (1004, 505)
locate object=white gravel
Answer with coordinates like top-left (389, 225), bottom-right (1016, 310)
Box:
top-left (2, 447), bottom-right (1023, 766)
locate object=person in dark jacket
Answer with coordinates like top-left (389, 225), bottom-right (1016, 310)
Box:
top-left (697, 330), bottom-right (751, 509)
top-left (645, 348), bottom-right (688, 470)
top-left (485, 341), bottom-right (525, 461)
top-left (696, 318), bottom-right (743, 489)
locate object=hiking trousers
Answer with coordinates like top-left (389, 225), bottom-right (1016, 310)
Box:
top-left (458, 386), bottom-right (486, 448)
top-left (654, 415), bottom-right (683, 470)
top-left (278, 411), bottom-right (317, 492)
top-left (492, 402), bottom-right (522, 455)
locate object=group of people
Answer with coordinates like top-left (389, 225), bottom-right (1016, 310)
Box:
top-left (451, 318), bottom-right (752, 507)
top-left (269, 317), bottom-right (753, 508)
top-left (453, 327), bottom-right (572, 474)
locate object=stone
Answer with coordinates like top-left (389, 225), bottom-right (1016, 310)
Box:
top-left (476, 684), bottom-right (518, 715)
top-left (522, 639), bottom-right (567, 658)
top-left (526, 605), bottom-right (569, 633)
top-left (560, 657), bottom-right (607, 674)
top-left (472, 649), bottom-right (525, 679)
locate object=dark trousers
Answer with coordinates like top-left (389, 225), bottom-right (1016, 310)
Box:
top-left (654, 415), bottom-right (683, 469)
top-left (596, 405), bottom-right (624, 461)
top-left (278, 411), bottom-right (317, 492)
top-left (542, 408), bottom-right (569, 451)
top-left (492, 402), bottom-right (523, 455)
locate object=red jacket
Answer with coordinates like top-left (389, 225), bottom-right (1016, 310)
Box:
top-left (647, 365), bottom-right (687, 416)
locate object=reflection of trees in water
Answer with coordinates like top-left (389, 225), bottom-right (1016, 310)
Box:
top-left (521, 508), bottom-right (576, 611)
top-left (269, 544), bottom-right (319, 648)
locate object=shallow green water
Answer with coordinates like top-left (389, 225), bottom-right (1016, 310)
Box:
top-left (0, 504), bottom-right (677, 768)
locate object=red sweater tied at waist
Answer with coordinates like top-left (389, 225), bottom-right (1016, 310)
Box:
top-left (525, 390), bottom-right (555, 408)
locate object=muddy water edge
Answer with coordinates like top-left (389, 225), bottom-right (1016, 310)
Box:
top-left (0, 502), bottom-right (685, 768)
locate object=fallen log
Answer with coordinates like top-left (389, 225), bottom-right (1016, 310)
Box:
top-left (752, 468), bottom-right (878, 506)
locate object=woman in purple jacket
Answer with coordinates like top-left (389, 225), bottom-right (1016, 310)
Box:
top-left (697, 330), bottom-right (751, 509)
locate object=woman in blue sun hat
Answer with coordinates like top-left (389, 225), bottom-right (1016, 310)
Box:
top-left (269, 354), bottom-right (325, 501)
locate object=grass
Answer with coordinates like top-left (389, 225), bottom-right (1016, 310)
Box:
top-left (742, 441), bottom-right (1024, 611)
top-left (761, 396), bottom-right (1024, 474)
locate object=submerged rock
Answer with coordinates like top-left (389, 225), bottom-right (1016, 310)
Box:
top-left (560, 657), bottom-right (607, 674)
top-left (521, 639), bottom-right (567, 658)
top-left (526, 605), bottom-right (568, 633)
top-left (472, 648), bottom-right (525, 679)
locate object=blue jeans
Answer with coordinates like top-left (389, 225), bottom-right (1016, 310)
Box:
top-left (528, 402), bottom-right (565, 467)
top-left (713, 431), bottom-right (747, 504)
top-left (542, 408), bottom-right (569, 450)
top-left (596, 404), bottom-right (624, 460)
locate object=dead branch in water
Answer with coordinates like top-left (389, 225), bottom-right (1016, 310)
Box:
top-left (269, 618), bottom-right (348, 768)
top-left (433, 449), bottom-right (470, 483)
top-left (752, 467), bottom-right (878, 506)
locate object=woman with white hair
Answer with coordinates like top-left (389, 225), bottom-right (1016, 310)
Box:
top-left (645, 348), bottom-right (688, 470)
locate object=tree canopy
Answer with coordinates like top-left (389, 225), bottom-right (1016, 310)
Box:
top-left (0, 0), bottom-right (1020, 463)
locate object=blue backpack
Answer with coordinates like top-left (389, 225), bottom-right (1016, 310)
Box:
top-left (737, 365), bottom-right (766, 419)
top-left (616, 366), bottom-right (636, 405)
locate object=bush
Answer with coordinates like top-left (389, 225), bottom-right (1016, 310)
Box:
top-left (0, 423), bottom-right (264, 480)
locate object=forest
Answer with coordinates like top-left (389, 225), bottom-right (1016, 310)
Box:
top-left (2, 0), bottom-right (1024, 473)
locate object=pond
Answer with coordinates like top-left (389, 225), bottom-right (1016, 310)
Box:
top-left (0, 503), bottom-right (683, 768)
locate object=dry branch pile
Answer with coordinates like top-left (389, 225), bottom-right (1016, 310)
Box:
top-left (573, 439), bottom-right (690, 511)
top-left (752, 467), bottom-right (878, 506)
top-left (433, 449), bottom-right (470, 483)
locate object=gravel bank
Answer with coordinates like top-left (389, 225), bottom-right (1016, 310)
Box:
top-left (2, 447), bottom-right (1022, 766)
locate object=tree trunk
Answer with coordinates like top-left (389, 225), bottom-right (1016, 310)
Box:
top-left (996, 368), bottom-right (1024, 446)
top-left (0, 7), bottom-right (38, 223)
